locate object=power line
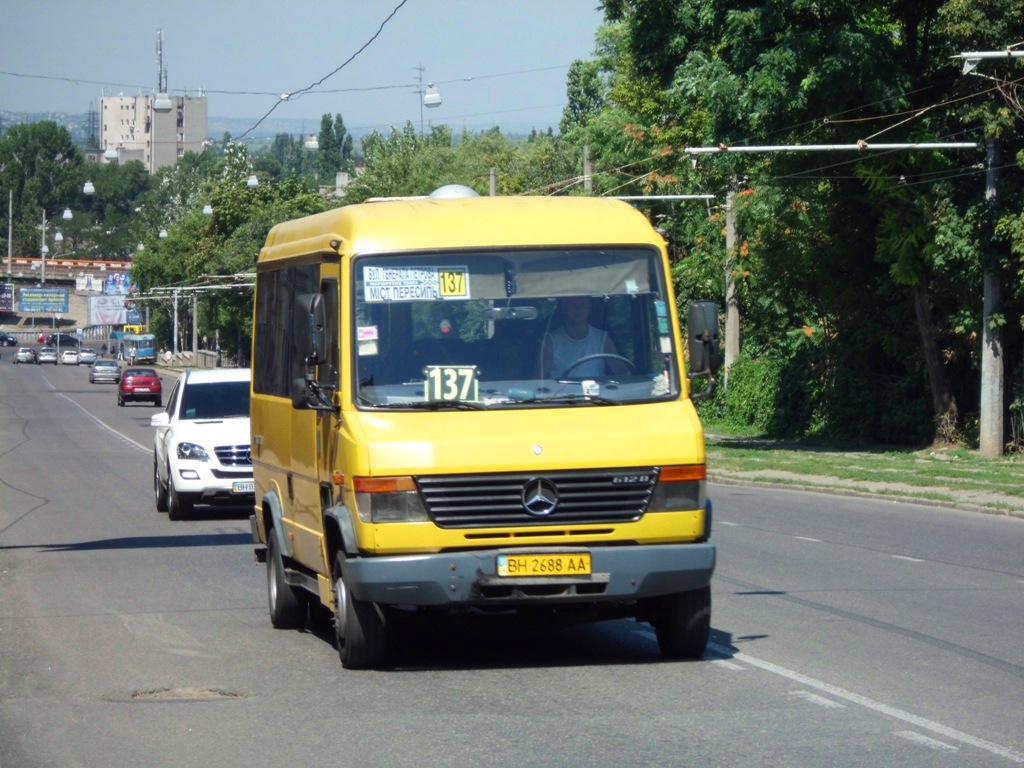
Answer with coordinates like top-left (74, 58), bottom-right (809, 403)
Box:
top-left (235, 0), bottom-right (410, 141)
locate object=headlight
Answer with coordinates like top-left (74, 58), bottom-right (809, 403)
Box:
top-left (648, 465), bottom-right (706, 511)
top-left (353, 476), bottom-right (429, 523)
top-left (176, 442), bottom-right (211, 461)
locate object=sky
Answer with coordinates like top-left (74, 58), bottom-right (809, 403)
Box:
top-left (0, 0), bottom-right (605, 137)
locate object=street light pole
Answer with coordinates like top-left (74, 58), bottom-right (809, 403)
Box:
top-left (40, 209), bottom-right (48, 285)
top-left (7, 189), bottom-right (13, 280)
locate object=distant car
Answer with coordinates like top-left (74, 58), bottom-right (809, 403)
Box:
top-left (36, 347), bottom-right (58, 365)
top-left (61, 349), bottom-right (79, 365)
top-left (46, 333), bottom-right (79, 348)
top-left (89, 359), bottom-right (121, 384)
top-left (151, 367), bottom-right (254, 519)
top-left (77, 348), bottom-right (98, 365)
top-left (37, 333), bottom-right (49, 343)
top-left (0, 333), bottom-right (17, 347)
top-left (118, 367), bottom-right (162, 406)
top-left (13, 347), bottom-right (36, 364)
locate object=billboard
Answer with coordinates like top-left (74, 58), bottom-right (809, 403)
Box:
top-left (19, 287), bottom-right (69, 314)
top-left (1, 283), bottom-right (12, 312)
top-left (104, 273), bottom-right (133, 296)
top-left (88, 295), bottom-right (128, 326)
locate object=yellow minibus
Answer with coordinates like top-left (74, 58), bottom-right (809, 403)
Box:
top-left (250, 186), bottom-right (720, 668)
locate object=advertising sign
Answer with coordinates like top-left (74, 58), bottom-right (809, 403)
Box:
top-left (104, 273), bottom-right (133, 296)
top-left (19, 287), bottom-right (69, 314)
top-left (88, 295), bottom-right (127, 326)
top-left (0, 283), bottom-right (13, 312)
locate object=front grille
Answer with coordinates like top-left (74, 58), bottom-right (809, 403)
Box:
top-left (211, 468), bottom-right (253, 479)
top-left (417, 467), bottom-right (658, 528)
top-left (215, 444), bottom-right (252, 467)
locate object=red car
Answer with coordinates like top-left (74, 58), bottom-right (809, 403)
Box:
top-left (117, 367), bottom-right (163, 407)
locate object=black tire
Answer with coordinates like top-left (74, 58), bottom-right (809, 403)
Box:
top-left (117, 394), bottom-right (124, 406)
top-left (653, 586), bottom-right (711, 660)
top-left (167, 480), bottom-right (193, 521)
top-left (154, 397), bottom-right (162, 407)
top-left (333, 551), bottom-right (387, 669)
top-left (267, 533), bottom-right (307, 629)
top-left (153, 459), bottom-right (168, 512)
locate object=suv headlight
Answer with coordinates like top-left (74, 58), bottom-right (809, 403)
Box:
top-left (176, 442), bottom-right (211, 461)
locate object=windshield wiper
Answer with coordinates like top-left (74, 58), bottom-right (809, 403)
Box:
top-left (509, 393), bottom-right (618, 406)
top-left (358, 398), bottom-right (484, 410)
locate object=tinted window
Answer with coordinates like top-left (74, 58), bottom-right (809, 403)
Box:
top-left (253, 263), bottom-right (320, 397)
top-left (179, 380), bottom-right (250, 419)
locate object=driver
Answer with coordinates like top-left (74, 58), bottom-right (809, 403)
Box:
top-left (539, 296), bottom-right (628, 378)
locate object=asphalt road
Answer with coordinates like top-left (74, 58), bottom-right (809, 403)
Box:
top-left (2, 361), bottom-right (1023, 768)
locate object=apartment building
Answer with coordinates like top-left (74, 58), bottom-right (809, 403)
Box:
top-left (99, 91), bottom-right (208, 174)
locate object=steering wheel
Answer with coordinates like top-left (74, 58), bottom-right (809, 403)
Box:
top-left (561, 353), bottom-right (635, 377)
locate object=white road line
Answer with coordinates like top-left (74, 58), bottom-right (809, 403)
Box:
top-left (56, 391), bottom-right (150, 453)
top-left (718, 521), bottom-right (740, 526)
top-left (707, 642), bottom-right (1024, 764)
top-left (790, 690), bottom-right (845, 709)
top-left (712, 659), bottom-right (746, 671)
top-left (892, 555), bottom-right (924, 563)
top-left (894, 730), bottom-right (959, 753)
top-left (795, 536), bottom-right (821, 542)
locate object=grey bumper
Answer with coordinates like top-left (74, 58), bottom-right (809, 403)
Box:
top-left (343, 543), bottom-right (716, 607)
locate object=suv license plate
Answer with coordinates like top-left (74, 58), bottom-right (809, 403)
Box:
top-left (232, 481), bottom-right (254, 493)
top-left (496, 553), bottom-right (591, 577)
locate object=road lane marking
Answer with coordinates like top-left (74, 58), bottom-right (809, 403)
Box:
top-left (795, 536), bottom-right (821, 542)
top-left (712, 659), bottom-right (746, 671)
top-left (708, 642), bottom-right (1024, 764)
top-left (892, 555), bottom-right (924, 563)
top-left (894, 730), bottom-right (959, 753)
top-left (56, 391), bottom-right (150, 453)
top-left (790, 690), bottom-right (845, 709)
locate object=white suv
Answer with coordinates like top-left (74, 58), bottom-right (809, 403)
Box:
top-left (151, 368), bottom-right (253, 520)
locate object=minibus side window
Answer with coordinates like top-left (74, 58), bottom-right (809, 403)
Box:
top-left (253, 263), bottom-right (320, 397)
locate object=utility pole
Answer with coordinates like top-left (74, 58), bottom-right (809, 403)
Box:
top-left (583, 145), bottom-right (592, 195)
top-left (980, 139), bottom-right (1003, 457)
top-left (723, 178), bottom-right (739, 374)
top-left (7, 190), bottom-right (13, 280)
top-left (955, 47), bottom-right (1020, 455)
top-left (686, 140), bottom-right (979, 399)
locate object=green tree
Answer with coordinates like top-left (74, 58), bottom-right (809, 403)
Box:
top-left (593, 0), bottom-right (1023, 445)
top-left (0, 122), bottom-right (88, 258)
top-left (317, 113), bottom-right (354, 184)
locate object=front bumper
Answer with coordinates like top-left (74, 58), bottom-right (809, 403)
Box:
top-left (173, 463), bottom-right (253, 503)
top-left (342, 543), bottom-right (716, 607)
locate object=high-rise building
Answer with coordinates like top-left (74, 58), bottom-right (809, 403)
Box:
top-left (99, 91), bottom-right (207, 173)
top-left (98, 29), bottom-right (207, 174)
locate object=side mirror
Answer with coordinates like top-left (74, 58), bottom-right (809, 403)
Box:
top-left (687, 300), bottom-right (721, 376)
top-left (150, 412), bottom-right (169, 427)
top-left (297, 292), bottom-right (326, 370)
top-left (292, 292), bottom-right (334, 412)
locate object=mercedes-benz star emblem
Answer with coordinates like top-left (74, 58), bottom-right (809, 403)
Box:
top-left (522, 478), bottom-right (559, 516)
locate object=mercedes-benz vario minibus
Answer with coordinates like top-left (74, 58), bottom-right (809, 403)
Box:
top-left (249, 187), bottom-right (720, 668)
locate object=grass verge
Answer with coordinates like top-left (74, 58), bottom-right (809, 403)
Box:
top-left (705, 435), bottom-right (1024, 517)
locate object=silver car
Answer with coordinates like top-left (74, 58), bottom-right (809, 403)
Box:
top-left (89, 359), bottom-right (121, 384)
top-left (13, 347), bottom-right (36, 364)
top-left (37, 347), bottom-right (58, 365)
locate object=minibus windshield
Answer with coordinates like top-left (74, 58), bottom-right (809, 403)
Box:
top-left (352, 248), bottom-right (679, 409)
